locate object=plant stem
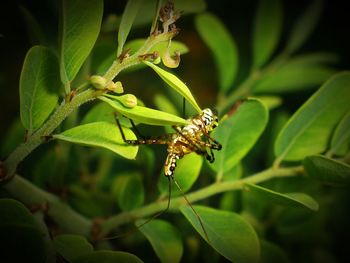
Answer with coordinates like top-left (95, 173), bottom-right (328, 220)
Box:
top-left (100, 165), bottom-right (302, 235)
top-left (3, 31), bottom-right (175, 179)
top-left (103, 31), bottom-right (176, 82)
top-left (2, 174), bottom-right (91, 236)
top-left (3, 89), bottom-right (102, 177)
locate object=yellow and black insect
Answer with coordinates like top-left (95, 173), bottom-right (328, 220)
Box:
top-left (115, 108), bottom-right (222, 241)
top-left (117, 108), bottom-right (222, 177)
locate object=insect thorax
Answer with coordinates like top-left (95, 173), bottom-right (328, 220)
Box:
top-left (164, 108), bottom-right (219, 177)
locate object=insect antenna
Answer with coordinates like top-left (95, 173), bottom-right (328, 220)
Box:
top-left (102, 177), bottom-right (173, 240)
top-left (182, 97), bottom-right (186, 118)
top-left (171, 177), bottom-right (211, 244)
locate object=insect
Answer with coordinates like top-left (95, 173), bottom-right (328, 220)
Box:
top-left (115, 108), bottom-right (222, 242)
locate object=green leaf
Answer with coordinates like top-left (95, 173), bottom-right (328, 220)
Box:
top-left (117, 0), bottom-right (143, 56)
top-left (195, 12), bottom-right (238, 92)
top-left (254, 57), bottom-right (336, 93)
top-left (259, 240), bottom-right (289, 263)
top-left (53, 122), bottom-right (138, 159)
top-left (285, 0), bottom-right (324, 54)
top-left (154, 94), bottom-right (180, 116)
top-left (53, 234), bottom-right (93, 261)
top-left (253, 96), bottom-right (282, 110)
top-left (254, 52), bottom-right (338, 94)
top-left (0, 199), bottom-right (46, 263)
top-left (113, 173), bottom-right (144, 211)
top-left (60, 0), bottom-right (103, 85)
top-left (81, 103), bottom-right (116, 124)
top-left (245, 183), bottom-right (319, 211)
top-left (211, 98), bottom-right (268, 173)
top-left (137, 219), bottom-right (183, 263)
top-left (180, 205), bottom-right (260, 263)
top-left (20, 46), bottom-right (60, 132)
top-left (143, 61), bottom-right (201, 112)
top-left (99, 96), bottom-right (189, 126)
top-left (303, 155), bottom-right (350, 185)
top-left (274, 72), bottom-right (350, 161)
top-left (72, 251), bottom-right (143, 263)
top-left (252, 0), bottom-right (283, 68)
top-left (81, 102), bottom-right (133, 128)
top-left (330, 111), bottom-right (350, 156)
top-left (158, 153), bottom-right (203, 195)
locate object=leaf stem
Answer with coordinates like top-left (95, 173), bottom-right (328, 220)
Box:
top-left (100, 165), bottom-right (302, 235)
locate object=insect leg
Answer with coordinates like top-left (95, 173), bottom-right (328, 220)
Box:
top-left (115, 114), bottom-right (169, 145)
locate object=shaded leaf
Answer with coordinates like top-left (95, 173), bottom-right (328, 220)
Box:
top-left (303, 155), bottom-right (350, 185)
top-left (158, 153), bottom-right (203, 195)
top-left (0, 199), bottom-right (46, 263)
top-left (254, 62), bottom-right (336, 93)
top-left (69, 185), bottom-right (114, 217)
top-left (330, 111), bottom-right (350, 156)
top-left (252, 0), bottom-right (283, 67)
top-left (211, 98), bottom-right (268, 173)
top-left (137, 219), bottom-right (183, 263)
top-left (20, 46), bottom-right (60, 132)
top-left (274, 72), bottom-right (350, 160)
top-left (53, 122), bottom-right (138, 159)
top-left (100, 95), bottom-right (189, 126)
top-left (245, 183), bottom-right (319, 211)
top-left (117, 0), bottom-right (143, 56)
top-left (60, 0), bottom-right (103, 85)
top-left (114, 173), bottom-right (144, 211)
top-left (72, 251), bottom-right (143, 263)
top-left (181, 205), bottom-right (260, 263)
top-left (53, 234), bottom-right (93, 261)
top-left (259, 240), bottom-right (289, 263)
top-left (285, 0), bottom-right (324, 54)
top-left (258, 52), bottom-right (340, 94)
top-left (195, 12), bottom-right (238, 92)
top-left (19, 6), bottom-right (47, 45)
top-left (144, 61), bottom-right (201, 112)
top-left (0, 119), bottom-right (25, 156)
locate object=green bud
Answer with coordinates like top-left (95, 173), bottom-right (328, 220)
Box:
top-left (90, 75), bottom-right (107, 90)
top-left (106, 81), bottom-right (124, 94)
top-left (119, 94), bottom-right (137, 108)
top-left (162, 49), bottom-right (180, 68)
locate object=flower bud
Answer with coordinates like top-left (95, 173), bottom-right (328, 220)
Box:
top-left (90, 75), bottom-right (107, 90)
top-left (162, 49), bottom-right (180, 68)
top-left (119, 94), bottom-right (137, 108)
top-left (106, 81), bottom-right (124, 94)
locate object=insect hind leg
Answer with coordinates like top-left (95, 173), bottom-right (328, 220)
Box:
top-left (115, 113), bottom-right (169, 145)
